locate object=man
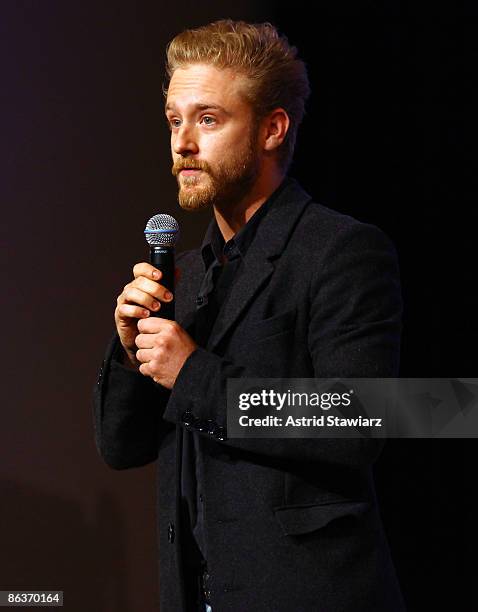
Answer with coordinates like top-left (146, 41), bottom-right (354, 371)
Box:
top-left (94, 20), bottom-right (405, 612)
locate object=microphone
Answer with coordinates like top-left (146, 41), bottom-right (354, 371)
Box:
top-left (144, 213), bottom-right (180, 320)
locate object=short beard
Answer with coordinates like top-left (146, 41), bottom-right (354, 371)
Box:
top-left (171, 129), bottom-right (260, 212)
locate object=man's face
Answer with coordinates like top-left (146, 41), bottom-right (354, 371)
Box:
top-left (166, 64), bottom-right (261, 211)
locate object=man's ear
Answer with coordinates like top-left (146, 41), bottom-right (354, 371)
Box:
top-left (262, 108), bottom-right (290, 152)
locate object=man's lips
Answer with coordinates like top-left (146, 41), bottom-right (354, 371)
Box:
top-left (180, 168), bottom-right (202, 176)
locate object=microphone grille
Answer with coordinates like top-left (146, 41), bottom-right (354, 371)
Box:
top-left (144, 213), bottom-right (180, 247)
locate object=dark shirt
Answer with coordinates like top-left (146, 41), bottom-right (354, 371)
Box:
top-left (180, 178), bottom-right (290, 570)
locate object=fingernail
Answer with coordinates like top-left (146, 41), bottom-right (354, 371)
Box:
top-left (152, 270), bottom-right (160, 279)
top-left (164, 291), bottom-right (173, 300)
top-left (152, 300), bottom-right (160, 309)
top-left (143, 310), bottom-right (150, 317)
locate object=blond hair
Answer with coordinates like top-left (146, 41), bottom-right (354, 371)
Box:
top-left (165, 20), bottom-right (310, 171)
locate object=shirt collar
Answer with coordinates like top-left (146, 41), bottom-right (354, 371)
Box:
top-left (200, 177), bottom-right (291, 270)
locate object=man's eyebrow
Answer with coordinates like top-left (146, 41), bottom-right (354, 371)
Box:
top-left (165, 102), bottom-right (230, 115)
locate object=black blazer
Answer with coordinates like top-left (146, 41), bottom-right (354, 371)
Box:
top-left (94, 178), bottom-right (406, 611)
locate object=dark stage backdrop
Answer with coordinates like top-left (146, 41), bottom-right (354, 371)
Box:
top-left (1, 2), bottom-right (476, 611)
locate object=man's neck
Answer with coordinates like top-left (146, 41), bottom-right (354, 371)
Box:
top-left (213, 171), bottom-right (285, 242)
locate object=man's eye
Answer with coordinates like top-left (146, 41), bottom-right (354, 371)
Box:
top-left (201, 116), bottom-right (215, 125)
top-left (169, 119), bottom-right (181, 128)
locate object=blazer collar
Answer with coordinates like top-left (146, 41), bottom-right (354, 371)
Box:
top-left (205, 177), bottom-right (313, 351)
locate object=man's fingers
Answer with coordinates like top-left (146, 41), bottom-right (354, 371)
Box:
top-left (117, 304), bottom-right (150, 320)
top-left (133, 276), bottom-right (174, 302)
top-left (137, 316), bottom-right (175, 333)
top-left (136, 348), bottom-right (154, 364)
top-left (138, 362), bottom-right (150, 377)
top-left (122, 287), bottom-right (162, 312)
top-left (133, 262), bottom-right (162, 280)
top-left (135, 333), bottom-right (156, 349)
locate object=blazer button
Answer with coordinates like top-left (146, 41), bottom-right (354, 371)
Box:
top-left (215, 427), bottom-right (226, 441)
top-left (181, 411), bottom-right (194, 427)
top-left (193, 419), bottom-right (213, 434)
top-left (167, 522), bottom-right (175, 544)
top-left (206, 420), bottom-right (217, 436)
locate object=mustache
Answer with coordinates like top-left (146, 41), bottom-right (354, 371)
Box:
top-left (171, 159), bottom-right (212, 176)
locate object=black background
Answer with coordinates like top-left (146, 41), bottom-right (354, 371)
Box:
top-left (1, 1), bottom-right (476, 610)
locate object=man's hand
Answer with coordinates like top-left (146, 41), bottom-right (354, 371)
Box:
top-left (115, 262), bottom-right (176, 368)
top-left (135, 318), bottom-right (198, 389)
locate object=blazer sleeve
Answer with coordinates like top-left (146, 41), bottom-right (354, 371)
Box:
top-left (161, 222), bottom-right (402, 468)
top-left (92, 251), bottom-right (195, 470)
top-left (93, 333), bottom-right (172, 470)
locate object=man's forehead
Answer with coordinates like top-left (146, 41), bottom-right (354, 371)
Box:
top-left (165, 64), bottom-right (248, 111)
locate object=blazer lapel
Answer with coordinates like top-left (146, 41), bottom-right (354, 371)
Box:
top-left (207, 179), bottom-right (312, 352)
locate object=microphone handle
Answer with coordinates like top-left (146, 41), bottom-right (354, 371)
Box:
top-left (149, 246), bottom-right (175, 320)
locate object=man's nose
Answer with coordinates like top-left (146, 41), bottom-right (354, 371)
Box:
top-left (172, 124), bottom-right (199, 156)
